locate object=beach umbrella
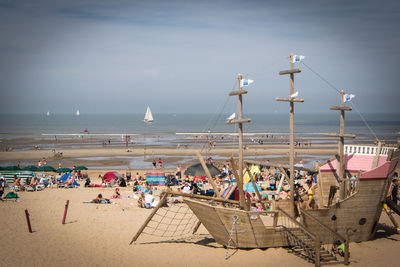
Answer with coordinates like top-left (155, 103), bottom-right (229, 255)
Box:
top-left (245, 182), bottom-right (262, 193)
top-left (103, 171), bottom-right (123, 183)
top-left (4, 165), bottom-right (20, 171)
top-left (184, 163), bottom-right (221, 177)
top-left (57, 167), bottom-right (72, 173)
top-left (74, 166), bottom-right (88, 171)
top-left (22, 165), bottom-right (38, 171)
top-left (37, 165), bottom-right (56, 172)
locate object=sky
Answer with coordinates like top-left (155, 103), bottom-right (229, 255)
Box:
top-left (0, 0), bottom-right (399, 115)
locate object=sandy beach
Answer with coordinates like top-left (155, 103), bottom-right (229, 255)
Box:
top-left (1, 179), bottom-right (399, 267)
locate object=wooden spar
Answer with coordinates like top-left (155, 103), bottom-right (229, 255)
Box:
top-left (226, 73), bottom-right (251, 210)
top-left (245, 159), bottom-right (316, 173)
top-left (276, 53), bottom-right (304, 213)
top-left (195, 151), bottom-right (221, 198)
top-left (165, 189), bottom-right (239, 204)
top-left (276, 167), bottom-right (289, 197)
top-left (129, 193), bottom-right (169, 245)
top-left (371, 141), bottom-right (383, 169)
top-left (329, 90), bottom-right (353, 200)
top-left (230, 157), bottom-right (248, 210)
top-left (245, 168), bottom-right (267, 210)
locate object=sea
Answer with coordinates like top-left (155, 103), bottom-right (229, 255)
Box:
top-left (0, 112), bottom-right (398, 143)
top-left (0, 113), bottom-right (398, 169)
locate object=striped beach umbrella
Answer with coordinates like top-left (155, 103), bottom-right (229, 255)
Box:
top-left (73, 166), bottom-right (88, 171)
top-left (22, 165), bottom-right (38, 171)
top-left (56, 167), bottom-right (72, 173)
top-left (4, 165), bottom-right (21, 171)
top-left (37, 165), bottom-right (56, 172)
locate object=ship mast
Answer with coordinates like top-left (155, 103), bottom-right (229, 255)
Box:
top-left (327, 90), bottom-right (355, 199)
top-left (228, 73), bottom-right (251, 210)
top-left (276, 53), bottom-right (304, 213)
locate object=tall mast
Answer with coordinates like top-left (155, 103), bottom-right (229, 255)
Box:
top-left (228, 73), bottom-right (251, 210)
top-left (276, 53), bottom-right (304, 213)
top-left (328, 90), bottom-right (355, 199)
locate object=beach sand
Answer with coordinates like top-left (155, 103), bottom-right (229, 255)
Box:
top-left (0, 180), bottom-right (399, 267)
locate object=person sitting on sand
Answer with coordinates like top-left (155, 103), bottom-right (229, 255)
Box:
top-left (144, 191), bottom-right (154, 209)
top-left (29, 177), bottom-right (38, 189)
top-left (91, 194), bottom-right (110, 204)
top-left (113, 188), bottom-right (121, 199)
top-left (15, 178), bottom-right (24, 191)
top-left (137, 192), bottom-right (145, 208)
top-left (66, 176), bottom-right (75, 187)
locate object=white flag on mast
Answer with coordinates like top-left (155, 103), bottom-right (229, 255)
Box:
top-left (292, 55), bottom-right (305, 63)
top-left (344, 94), bottom-right (355, 102)
top-left (240, 79), bottom-right (254, 87)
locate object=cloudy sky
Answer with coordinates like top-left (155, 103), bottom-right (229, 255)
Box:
top-left (0, 0), bottom-right (399, 115)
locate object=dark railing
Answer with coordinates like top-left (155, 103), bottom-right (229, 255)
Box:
top-left (300, 208), bottom-right (349, 265)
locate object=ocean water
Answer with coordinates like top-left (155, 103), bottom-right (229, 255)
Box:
top-left (0, 113), bottom-right (398, 140)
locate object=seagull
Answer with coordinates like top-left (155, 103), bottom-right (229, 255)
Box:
top-left (290, 91), bottom-right (299, 99)
top-left (226, 113), bottom-right (236, 122)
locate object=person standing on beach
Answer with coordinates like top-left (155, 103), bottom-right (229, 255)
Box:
top-left (158, 158), bottom-right (163, 168)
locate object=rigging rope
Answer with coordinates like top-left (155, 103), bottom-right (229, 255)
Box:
top-left (140, 203), bottom-right (199, 240)
top-left (300, 62), bottom-right (380, 141)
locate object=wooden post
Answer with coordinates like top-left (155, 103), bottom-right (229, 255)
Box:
top-left (130, 193), bottom-right (169, 245)
top-left (62, 200), bottom-right (69, 225)
top-left (245, 168), bottom-right (267, 210)
top-left (338, 91), bottom-right (346, 199)
top-left (276, 54), bottom-right (304, 214)
top-left (25, 209), bottom-right (33, 233)
top-left (289, 54), bottom-right (295, 213)
top-left (315, 235), bottom-right (321, 267)
top-left (371, 141), bottom-right (383, 169)
top-left (230, 157), bottom-right (248, 210)
top-left (237, 74), bottom-right (245, 209)
top-left (195, 151), bottom-right (221, 198)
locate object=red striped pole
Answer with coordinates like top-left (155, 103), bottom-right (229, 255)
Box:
top-left (25, 209), bottom-right (32, 233)
top-left (62, 200), bottom-right (69, 224)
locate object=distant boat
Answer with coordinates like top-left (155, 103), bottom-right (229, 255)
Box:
top-left (46, 111), bottom-right (50, 116)
top-left (76, 109), bottom-right (80, 116)
top-left (143, 106), bottom-right (154, 123)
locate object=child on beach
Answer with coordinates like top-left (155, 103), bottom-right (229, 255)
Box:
top-left (113, 188), bottom-right (121, 199)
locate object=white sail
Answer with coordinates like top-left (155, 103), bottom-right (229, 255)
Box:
top-left (76, 109), bottom-right (80, 116)
top-left (226, 112), bottom-right (236, 122)
top-left (46, 111), bottom-right (50, 116)
top-left (143, 106), bottom-right (153, 122)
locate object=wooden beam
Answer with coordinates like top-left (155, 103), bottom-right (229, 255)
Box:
top-left (195, 151), bottom-right (221, 198)
top-left (229, 90), bottom-right (248, 96)
top-left (245, 159), bottom-right (316, 173)
top-left (245, 168), bottom-right (267, 210)
top-left (230, 157), bottom-right (248, 210)
top-left (165, 189), bottom-right (239, 204)
top-left (226, 118), bottom-right (251, 124)
top-left (279, 69), bottom-right (301, 75)
top-left (330, 106), bottom-right (352, 111)
top-left (275, 97), bottom-right (305, 103)
top-left (129, 193), bottom-right (169, 245)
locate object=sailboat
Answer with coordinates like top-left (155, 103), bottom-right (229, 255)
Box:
top-left (76, 109), bottom-right (80, 116)
top-left (46, 111), bottom-right (50, 116)
top-left (143, 106), bottom-right (154, 123)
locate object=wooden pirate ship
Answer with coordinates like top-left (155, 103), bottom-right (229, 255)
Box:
top-left (132, 54), bottom-right (399, 266)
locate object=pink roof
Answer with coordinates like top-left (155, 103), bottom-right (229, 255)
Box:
top-left (359, 160), bottom-right (398, 181)
top-left (320, 155), bottom-right (388, 173)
